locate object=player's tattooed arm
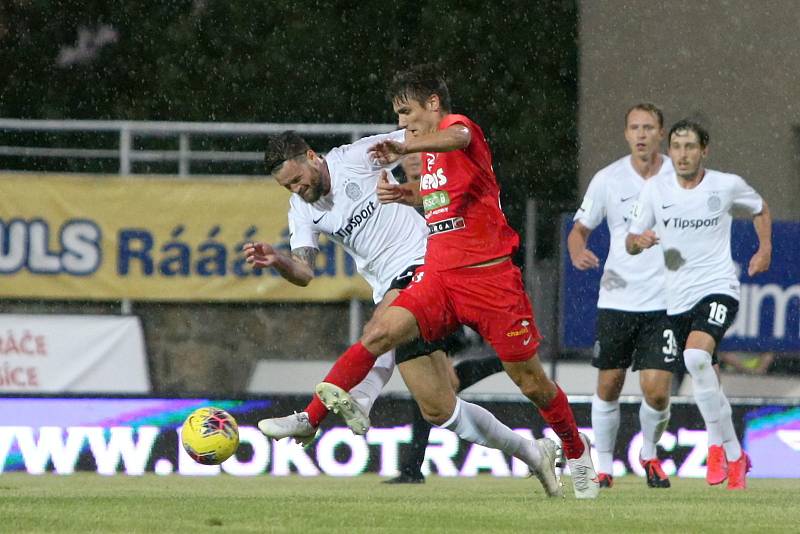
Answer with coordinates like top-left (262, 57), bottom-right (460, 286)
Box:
top-left (243, 242), bottom-right (315, 286)
top-left (280, 247), bottom-right (317, 286)
top-left (291, 247), bottom-right (318, 271)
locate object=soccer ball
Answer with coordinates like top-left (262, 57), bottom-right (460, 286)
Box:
top-left (181, 407), bottom-right (240, 465)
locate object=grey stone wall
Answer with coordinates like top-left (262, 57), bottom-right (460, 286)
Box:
top-left (0, 299), bottom-right (371, 394)
top-left (578, 0), bottom-right (800, 220)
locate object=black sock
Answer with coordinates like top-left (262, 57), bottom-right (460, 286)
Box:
top-left (400, 403), bottom-right (431, 478)
top-left (454, 356), bottom-right (504, 391)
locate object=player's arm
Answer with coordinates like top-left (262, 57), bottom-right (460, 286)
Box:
top-left (567, 221), bottom-right (600, 270)
top-left (376, 169), bottom-right (423, 206)
top-left (625, 229), bottom-right (659, 255)
top-left (370, 125), bottom-right (470, 165)
top-left (243, 242), bottom-right (316, 286)
top-left (748, 199), bottom-right (772, 276)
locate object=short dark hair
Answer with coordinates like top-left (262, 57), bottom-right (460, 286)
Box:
top-left (668, 119), bottom-right (710, 148)
top-left (388, 64), bottom-right (451, 112)
top-left (264, 131), bottom-right (310, 175)
top-left (625, 102), bottom-right (664, 128)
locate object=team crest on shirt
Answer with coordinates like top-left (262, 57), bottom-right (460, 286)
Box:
top-left (345, 181), bottom-right (362, 200)
top-left (707, 194), bottom-right (721, 211)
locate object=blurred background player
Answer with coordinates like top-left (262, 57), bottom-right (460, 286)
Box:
top-left (388, 153), bottom-right (505, 484)
top-left (627, 119), bottom-right (772, 490)
top-left (250, 129), bottom-right (563, 497)
top-left (313, 64), bottom-right (597, 498)
top-left (568, 103), bottom-right (675, 489)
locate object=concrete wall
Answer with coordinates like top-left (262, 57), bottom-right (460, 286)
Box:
top-left (578, 1), bottom-right (800, 219)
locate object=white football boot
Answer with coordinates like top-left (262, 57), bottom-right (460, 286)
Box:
top-left (315, 382), bottom-right (371, 435)
top-left (530, 437), bottom-right (564, 498)
top-left (566, 432), bottom-right (600, 499)
top-left (257, 412), bottom-right (320, 448)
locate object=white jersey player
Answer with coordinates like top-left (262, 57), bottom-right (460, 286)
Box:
top-left (627, 119), bottom-right (772, 490)
top-left (568, 103), bottom-right (674, 489)
top-left (287, 129), bottom-right (428, 303)
top-left (246, 129), bottom-right (430, 436)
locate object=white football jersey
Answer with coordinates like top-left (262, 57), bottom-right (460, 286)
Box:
top-left (574, 155), bottom-right (672, 311)
top-left (288, 130), bottom-right (428, 303)
top-left (628, 169), bottom-right (763, 315)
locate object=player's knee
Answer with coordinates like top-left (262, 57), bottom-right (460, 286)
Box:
top-left (644, 391), bottom-right (670, 411)
top-left (419, 404), bottom-right (450, 426)
top-left (362, 318), bottom-right (398, 353)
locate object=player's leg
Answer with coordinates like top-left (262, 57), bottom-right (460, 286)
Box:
top-left (258, 303), bottom-right (417, 442)
top-left (635, 312), bottom-right (675, 488)
top-left (397, 351), bottom-right (563, 497)
top-left (384, 336), bottom-right (460, 484)
top-left (681, 295), bottom-right (747, 488)
top-left (593, 369), bottom-right (625, 487)
top-left (638, 369), bottom-right (672, 488)
top-left (314, 305), bottom-right (420, 433)
top-left (590, 309), bottom-right (636, 488)
top-left (451, 260), bottom-right (596, 498)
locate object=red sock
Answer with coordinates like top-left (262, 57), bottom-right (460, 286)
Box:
top-left (538, 385), bottom-right (585, 459)
top-left (303, 341), bottom-right (377, 427)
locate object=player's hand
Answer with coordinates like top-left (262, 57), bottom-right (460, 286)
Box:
top-left (243, 241), bottom-right (279, 270)
top-left (571, 249), bottom-right (600, 270)
top-left (376, 170), bottom-right (408, 204)
top-left (369, 140), bottom-right (407, 165)
top-left (747, 247), bottom-right (771, 276)
top-left (633, 229), bottom-right (659, 251)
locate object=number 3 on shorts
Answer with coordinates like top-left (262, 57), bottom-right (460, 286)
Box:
top-left (662, 329), bottom-right (677, 356)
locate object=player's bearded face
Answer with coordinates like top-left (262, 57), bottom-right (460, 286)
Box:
top-left (668, 130), bottom-right (707, 179)
top-left (275, 158), bottom-right (324, 203)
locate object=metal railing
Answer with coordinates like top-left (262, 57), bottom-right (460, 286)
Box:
top-left (1, 118), bottom-right (398, 341)
top-left (0, 118), bottom-right (396, 177)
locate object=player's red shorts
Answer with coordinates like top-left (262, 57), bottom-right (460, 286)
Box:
top-left (390, 259), bottom-right (541, 362)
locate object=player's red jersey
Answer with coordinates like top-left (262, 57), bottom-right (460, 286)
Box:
top-left (419, 114), bottom-right (519, 269)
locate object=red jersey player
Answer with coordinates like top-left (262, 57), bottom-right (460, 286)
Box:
top-left (252, 65), bottom-right (598, 499)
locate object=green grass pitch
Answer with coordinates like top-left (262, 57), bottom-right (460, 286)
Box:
top-left (2, 473), bottom-right (799, 533)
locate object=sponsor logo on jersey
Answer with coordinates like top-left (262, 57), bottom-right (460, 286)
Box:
top-left (422, 191), bottom-right (450, 212)
top-left (334, 201), bottom-right (377, 239)
top-left (506, 320), bottom-right (531, 338)
top-left (428, 216), bottom-right (465, 236)
top-left (662, 216), bottom-right (720, 230)
top-left (426, 153), bottom-right (437, 171)
top-left (420, 168), bottom-right (447, 190)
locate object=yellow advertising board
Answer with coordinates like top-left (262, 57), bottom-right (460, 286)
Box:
top-left (0, 173), bottom-right (371, 301)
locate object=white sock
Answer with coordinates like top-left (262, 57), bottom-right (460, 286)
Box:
top-left (349, 350), bottom-right (394, 414)
top-left (684, 348), bottom-right (722, 446)
top-left (718, 389), bottom-right (742, 460)
top-left (442, 398), bottom-right (541, 468)
top-left (591, 394), bottom-right (620, 474)
top-left (639, 401), bottom-right (670, 461)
